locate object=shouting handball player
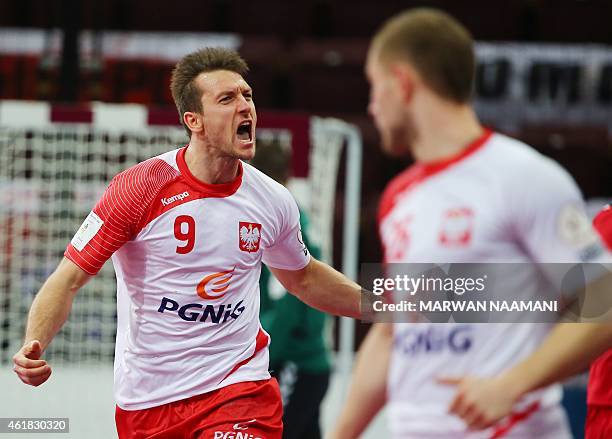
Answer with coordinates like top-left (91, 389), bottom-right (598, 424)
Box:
top-left (12, 47), bottom-right (362, 439)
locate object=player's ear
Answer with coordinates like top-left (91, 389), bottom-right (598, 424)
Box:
top-left (184, 112), bottom-right (204, 134)
top-left (390, 63), bottom-right (416, 103)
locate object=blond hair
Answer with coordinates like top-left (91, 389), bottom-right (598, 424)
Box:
top-left (372, 8), bottom-right (475, 103)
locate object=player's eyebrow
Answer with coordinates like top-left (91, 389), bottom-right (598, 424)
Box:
top-left (213, 85), bottom-right (252, 100)
top-left (214, 88), bottom-right (237, 99)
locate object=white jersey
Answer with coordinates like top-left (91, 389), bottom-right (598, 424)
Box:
top-left (378, 130), bottom-right (603, 438)
top-left (65, 147), bottom-right (310, 410)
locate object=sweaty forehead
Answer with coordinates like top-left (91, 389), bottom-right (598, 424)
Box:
top-left (196, 70), bottom-right (250, 96)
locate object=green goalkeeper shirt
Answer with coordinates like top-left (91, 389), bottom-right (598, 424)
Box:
top-left (259, 209), bottom-right (331, 373)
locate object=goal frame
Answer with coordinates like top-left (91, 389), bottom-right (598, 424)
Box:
top-left (0, 100), bottom-right (361, 373)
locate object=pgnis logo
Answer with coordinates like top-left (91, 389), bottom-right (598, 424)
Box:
top-left (239, 222), bottom-right (262, 252)
top-left (394, 325), bottom-right (473, 356)
top-left (157, 297), bottom-right (245, 323)
top-left (161, 191), bottom-right (190, 206)
top-left (158, 268), bottom-right (243, 323)
top-left (197, 268), bottom-right (235, 300)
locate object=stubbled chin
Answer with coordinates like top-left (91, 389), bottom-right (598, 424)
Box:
top-left (237, 144), bottom-right (256, 160)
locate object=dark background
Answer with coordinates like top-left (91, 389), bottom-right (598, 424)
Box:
top-left (1, 0), bottom-right (611, 344)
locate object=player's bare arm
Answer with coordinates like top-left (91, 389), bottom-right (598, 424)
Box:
top-left (13, 257), bottom-right (92, 386)
top-left (269, 258), bottom-right (361, 319)
top-left (328, 323), bottom-right (392, 439)
top-left (440, 322), bottom-right (612, 430)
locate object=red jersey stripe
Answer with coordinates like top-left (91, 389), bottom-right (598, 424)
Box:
top-left (489, 401), bottom-right (540, 439)
top-left (65, 157), bottom-right (179, 274)
top-left (221, 329), bottom-right (270, 382)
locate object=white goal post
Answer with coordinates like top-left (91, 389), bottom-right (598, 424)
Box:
top-left (0, 100), bottom-right (361, 374)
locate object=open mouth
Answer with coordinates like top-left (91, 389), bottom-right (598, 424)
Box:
top-left (236, 121), bottom-right (253, 143)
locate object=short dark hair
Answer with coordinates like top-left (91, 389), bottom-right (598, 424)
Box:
top-left (170, 47), bottom-right (249, 136)
top-left (372, 8), bottom-right (475, 103)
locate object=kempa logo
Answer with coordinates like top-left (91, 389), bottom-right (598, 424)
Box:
top-left (161, 191), bottom-right (190, 206)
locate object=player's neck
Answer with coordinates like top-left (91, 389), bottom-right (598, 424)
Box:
top-left (183, 143), bottom-right (240, 185)
top-left (411, 103), bottom-right (484, 164)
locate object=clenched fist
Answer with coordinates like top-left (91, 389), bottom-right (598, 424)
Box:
top-left (13, 340), bottom-right (52, 386)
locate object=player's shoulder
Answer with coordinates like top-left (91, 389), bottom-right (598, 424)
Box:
top-left (242, 161), bottom-right (294, 201)
top-left (485, 132), bottom-right (576, 188)
top-left (594, 205), bottom-right (612, 237)
top-left (487, 133), bottom-right (562, 173)
top-left (595, 205), bottom-right (612, 222)
top-left (113, 149), bottom-right (181, 192)
top-left (593, 205), bottom-right (612, 251)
